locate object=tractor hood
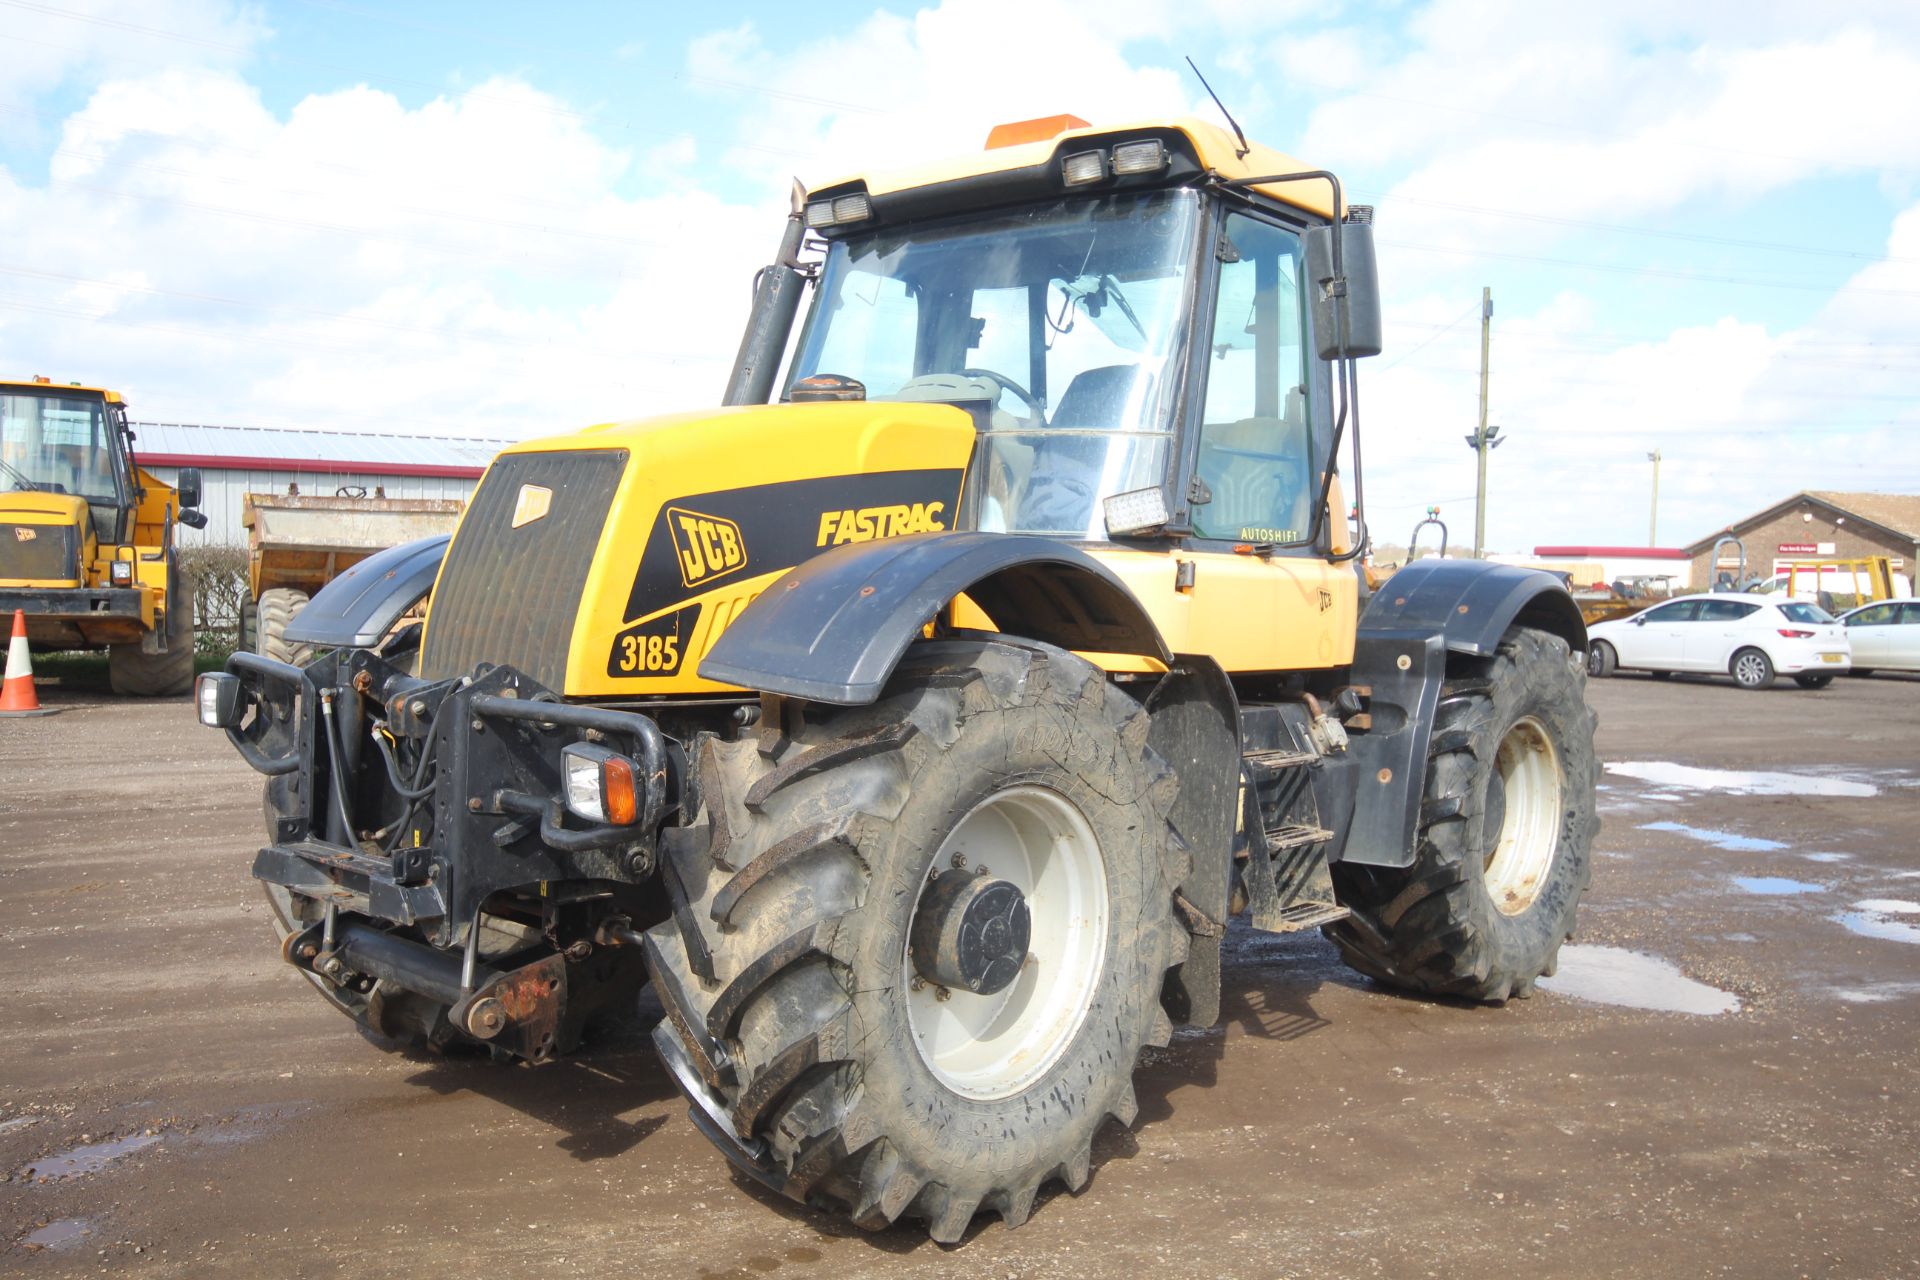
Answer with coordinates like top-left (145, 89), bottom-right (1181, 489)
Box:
top-left (417, 401), bottom-right (979, 697)
top-left (1, 490), bottom-right (89, 522)
top-left (1, 490), bottom-right (89, 587)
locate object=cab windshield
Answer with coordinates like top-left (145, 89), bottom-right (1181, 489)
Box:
top-left (0, 392), bottom-right (126, 542)
top-left (787, 190), bottom-right (1201, 537)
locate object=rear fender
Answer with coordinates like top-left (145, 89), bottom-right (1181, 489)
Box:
top-left (698, 531), bottom-right (1170, 705)
top-left (1334, 559), bottom-right (1586, 868)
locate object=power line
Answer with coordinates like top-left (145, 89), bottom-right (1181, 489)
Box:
top-left (1379, 237), bottom-right (1920, 298)
top-left (1356, 189), bottom-right (1917, 267)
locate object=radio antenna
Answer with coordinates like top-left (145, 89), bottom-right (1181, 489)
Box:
top-left (1185, 56), bottom-right (1249, 158)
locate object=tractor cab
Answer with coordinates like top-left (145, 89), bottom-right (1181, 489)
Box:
top-left (1, 380), bottom-right (139, 548)
top-left (772, 119), bottom-right (1374, 561)
top-left (1, 377), bottom-right (205, 693)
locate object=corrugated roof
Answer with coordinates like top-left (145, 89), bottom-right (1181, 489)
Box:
top-left (129, 421), bottom-right (510, 473)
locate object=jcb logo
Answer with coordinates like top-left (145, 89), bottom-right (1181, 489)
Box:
top-left (668, 507), bottom-right (746, 588)
top-left (816, 501), bottom-right (946, 546)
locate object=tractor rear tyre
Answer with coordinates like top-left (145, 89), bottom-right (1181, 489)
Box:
top-left (645, 638), bottom-right (1186, 1242)
top-left (108, 583), bottom-right (196, 697)
top-left (1326, 626), bottom-right (1598, 1002)
top-left (256, 588), bottom-right (312, 666)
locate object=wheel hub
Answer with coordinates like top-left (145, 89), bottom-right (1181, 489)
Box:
top-left (910, 871), bottom-right (1031, 996)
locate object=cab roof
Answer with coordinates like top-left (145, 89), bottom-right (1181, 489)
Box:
top-left (813, 115), bottom-right (1340, 220)
top-left (1, 379), bottom-right (124, 403)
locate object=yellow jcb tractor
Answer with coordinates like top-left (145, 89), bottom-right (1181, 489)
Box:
top-left (1, 377), bottom-right (207, 695)
top-left (198, 114), bottom-right (1598, 1242)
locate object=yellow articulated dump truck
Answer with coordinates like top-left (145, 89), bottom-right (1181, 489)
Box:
top-left (198, 115), bottom-right (1596, 1241)
top-left (2, 377), bottom-right (207, 695)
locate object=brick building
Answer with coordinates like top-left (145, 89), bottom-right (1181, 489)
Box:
top-left (1685, 491), bottom-right (1920, 589)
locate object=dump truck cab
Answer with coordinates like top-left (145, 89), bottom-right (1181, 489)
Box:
top-left (200, 114), bottom-right (1594, 1244)
top-left (1, 377), bottom-right (207, 693)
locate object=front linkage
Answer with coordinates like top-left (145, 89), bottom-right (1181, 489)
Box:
top-left (203, 646), bottom-right (689, 1060)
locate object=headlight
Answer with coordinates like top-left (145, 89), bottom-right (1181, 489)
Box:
top-left (110, 560), bottom-right (133, 585)
top-left (561, 742), bottom-right (639, 826)
top-left (195, 672), bottom-right (241, 728)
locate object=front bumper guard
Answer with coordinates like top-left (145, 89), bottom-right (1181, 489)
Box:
top-left (220, 648), bottom-right (682, 1048)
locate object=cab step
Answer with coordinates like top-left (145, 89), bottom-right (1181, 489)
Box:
top-left (1252, 899), bottom-right (1351, 933)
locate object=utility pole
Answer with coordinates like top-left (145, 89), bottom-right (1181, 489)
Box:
top-left (1647, 448), bottom-right (1662, 545)
top-left (1462, 287), bottom-right (1499, 557)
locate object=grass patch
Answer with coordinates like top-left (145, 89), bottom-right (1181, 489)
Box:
top-left (29, 650), bottom-right (225, 692)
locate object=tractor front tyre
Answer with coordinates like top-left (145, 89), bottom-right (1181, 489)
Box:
top-left (1326, 626), bottom-right (1598, 1002)
top-left (645, 638), bottom-right (1187, 1242)
top-left (255, 588), bottom-right (312, 666)
top-left (108, 583), bottom-right (196, 697)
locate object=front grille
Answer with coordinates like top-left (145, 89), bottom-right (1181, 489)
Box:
top-left (419, 450), bottom-right (627, 688)
top-left (0, 523), bottom-right (79, 583)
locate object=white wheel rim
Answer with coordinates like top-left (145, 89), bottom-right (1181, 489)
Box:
top-left (905, 785), bottom-right (1108, 1100)
top-left (1484, 716), bottom-right (1562, 917)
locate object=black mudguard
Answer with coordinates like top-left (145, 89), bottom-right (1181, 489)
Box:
top-left (1332, 559), bottom-right (1586, 868)
top-left (699, 531), bottom-right (1170, 705)
top-left (283, 534), bottom-right (449, 649)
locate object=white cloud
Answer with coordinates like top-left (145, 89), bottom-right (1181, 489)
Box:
top-left (687, 0), bottom-right (1192, 190)
top-left (0, 0), bottom-right (266, 137)
top-left (0, 66), bottom-right (778, 437)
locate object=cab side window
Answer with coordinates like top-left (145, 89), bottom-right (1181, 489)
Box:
top-left (1192, 214), bottom-right (1311, 543)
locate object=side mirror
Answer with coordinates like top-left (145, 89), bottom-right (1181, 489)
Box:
top-left (179, 509), bottom-right (209, 530)
top-left (1632, 616), bottom-right (1648, 626)
top-left (1302, 220), bottom-right (1383, 360)
top-left (176, 467), bottom-right (203, 510)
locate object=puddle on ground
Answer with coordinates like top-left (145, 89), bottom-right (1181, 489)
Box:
top-left (1833, 900), bottom-right (1920, 945)
top-left (22, 1219), bottom-right (91, 1251)
top-left (1733, 876), bottom-right (1824, 896)
top-left (1830, 981), bottom-right (1920, 1004)
top-left (0, 1115), bottom-right (47, 1136)
top-left (17, 1131), bottom-right (160, 1181)
top-left (1641, 820), bottom-right (1787, 853)
top-left (1802, 852), bottom-right (1851, 864)
top-left (1607, 761), bottom-right (1878, 797)
top-left (1538, 945), bottom-right (1741, 1015)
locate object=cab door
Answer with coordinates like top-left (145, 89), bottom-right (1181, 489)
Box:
top-left (1160, 207), bottom-right (1354, 671)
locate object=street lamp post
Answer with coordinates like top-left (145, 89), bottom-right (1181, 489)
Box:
top-left (1647, 448), bottom-right (1662, 545)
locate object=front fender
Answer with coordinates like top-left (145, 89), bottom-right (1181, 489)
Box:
top-left (699, 531), bottom-right (1170, 704)
top-left (283, 534), bottom-right (449, 649)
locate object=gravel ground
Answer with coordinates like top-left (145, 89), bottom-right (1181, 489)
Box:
top-left (2, 668), bottom-right (1916, 1278)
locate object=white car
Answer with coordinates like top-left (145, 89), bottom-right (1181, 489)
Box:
top-left (1837, 599), bottom-right (1920, 676)
top-left (1587, 593), bottom-right (1851, 690)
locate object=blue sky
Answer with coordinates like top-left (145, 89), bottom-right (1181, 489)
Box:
top-left (3, 0), bottom-right (1917, 553)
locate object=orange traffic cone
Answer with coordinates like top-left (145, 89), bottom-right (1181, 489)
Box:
top-left (1, 608), bottom-right (59, 717)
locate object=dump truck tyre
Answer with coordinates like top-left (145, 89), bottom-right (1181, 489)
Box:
top-left (256, 588), bottom-right (312, 666)
top-left (107, 583), bottom-right (196, 697)
top-left (645, 637), bottom-right (1187, 1242)
top-left (1326, 626), bottom-right (1598, 1002)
